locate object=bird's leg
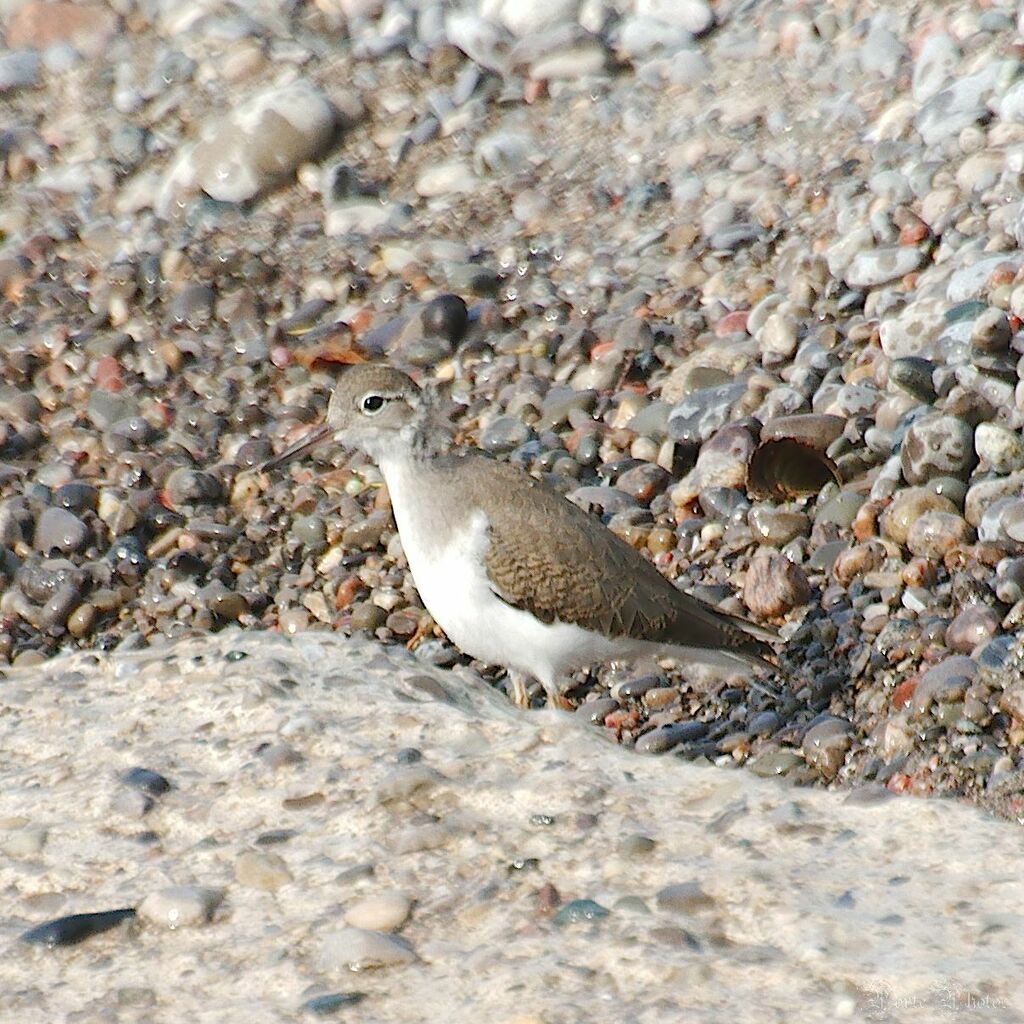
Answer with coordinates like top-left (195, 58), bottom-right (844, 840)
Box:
top-left (541, 677), bottom-right (574, 712)
top-left (507, 669), bottom-right (533, 709)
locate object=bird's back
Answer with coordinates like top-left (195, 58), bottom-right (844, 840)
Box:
top-left (424, 452), bottom-right (774, 664)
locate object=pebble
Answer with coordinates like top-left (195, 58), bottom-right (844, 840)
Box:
top-left (235, 850), bottom-right (293, 891)
top-left (7, 1), bottom-right (118, 57)
top-left (138, 886), bottom-right (224, 929)
top-left (945, 606), bottom-right (1000, 655)
top-left (655, 882), bottom-right (714, 914)
top-left (975, 423), bottom-right (1024, 474)
top-left (900, 413), bottom-right (976, 485)
top-left (844, 247), bottom-right (924, 289)
top-left (344, 892), bottom-right (412, 932)
top-left (552, 899), bottom-right (610, 927)
top-left (801, 718), bottom-right (852, 779)
top-left (159, 80), bottom-right (349, 211)
top-left (21, 908), bottom-right (136, 948)
top-left (123, 767), bottom-right (172, 797)
top-left (743, 553), bottom-right (811, 620)
top-left (905, 511), bottom-right (973, 560)
top-left (33, 508), bottom-right (88, 555)
top-left (319, 928), bottom-right (417, 970)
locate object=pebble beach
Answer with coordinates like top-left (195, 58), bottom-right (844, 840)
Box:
top-left (3, 0), bottom-right (1024, 1018)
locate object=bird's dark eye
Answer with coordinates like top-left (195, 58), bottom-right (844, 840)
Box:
top-left (361, 394), bottom-right (386, 414)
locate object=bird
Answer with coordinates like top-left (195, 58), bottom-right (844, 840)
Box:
top-left (262, 364), bottom-right (777, 708)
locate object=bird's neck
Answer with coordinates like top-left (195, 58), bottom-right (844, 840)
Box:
top-left (375, 409), bottom-right (449, 482)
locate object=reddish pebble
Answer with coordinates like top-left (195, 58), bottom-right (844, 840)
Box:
top-left (535, 882), bottom-right (560, 916)
top-left (334, 576), bottom-right (362, 610)
top-left (94, 355), bottom-right (122, 391)
top-left (887, 773), bottom-right (912, 794)
top-left (852, 500), bottom-right (881, 541)
top-left (270, 345), bottom-right (292, 368)
top-left (524, 78), bottom-right (547, 103)
top-left (714, 310), bottom-right (749, 336)
top-left (891, 677), bottom-right (918, 710)
top-left (945, 605), bottom-right (999, 654)
top-left (898, 221), bottom-right (929, 245)
top-left (988, 264), bottom-right (1017, 288)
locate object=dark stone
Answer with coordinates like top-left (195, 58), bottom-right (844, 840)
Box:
top-left (54, 482), bottom-right (99, 512)
top-left (303, 993), bottom-right (367, 1015)
top-left (552, 899), bottom-right (610, 927)
top-left (21, 909), bottom-right (136, 948)
top-left (422, 293), bottom-right (468, 343)
top-left (123, 767), bottom-right (172, 797)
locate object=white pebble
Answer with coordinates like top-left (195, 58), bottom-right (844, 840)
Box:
top-left (138, 886), bottom-right (224, 929)
top-left (319, 927), bottom-right (417, 971)
top-left (344, 892), bottom-right (412, 932)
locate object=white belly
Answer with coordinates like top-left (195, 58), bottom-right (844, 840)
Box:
top-left (382, 466), bottom-right (618, 687)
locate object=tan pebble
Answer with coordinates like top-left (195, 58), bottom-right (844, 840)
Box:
top-left (879, 488), bottom-right (957, 546)
top-left (344, 892), bottom-right (412, 932)
top-left (802, 718), bottom-right (851, 778)
top-left (902, 557), bottom-right (938, 588)
top-left (906, 511), bottom-right (973, 560)
top-left (851, 500), bottom-right (881, 541)
top-left (945, 606), bottom-right (999, 654)
top-left (646, 526), bottom-right (675, 555)
top-left (643, 686), bottom-right (679, 710)
top-left (832, 542), bottom-right (886, 586)
top-left (13, 650), bottom-right (46, 667)
top-left (235, 850), bottom-right (292, 891)
top-left (743, 553), bottom-right (811, 620)
top-left (66, 603), bottom-right (96, 638)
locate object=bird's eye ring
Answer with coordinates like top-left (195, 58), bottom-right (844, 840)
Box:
top-left (361, 393), bottom-right (386, 414)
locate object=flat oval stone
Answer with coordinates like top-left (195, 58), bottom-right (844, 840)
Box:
top-left (138, 886), bottom-right (224, 929)
top-left (21, 909), bottom-right (135, 948)
top-left (844, 246), bottom-right (924, 289)
top-left (161, 79), bottom-right (345, 209)
top-left (344, 892), bottom-right (412, 932)
top-left (906, 511), bottom-right (972, 559)
top-left (319, 928), bottom-right (417, 970)
top-left (34, 507), bottom-right (87, 554)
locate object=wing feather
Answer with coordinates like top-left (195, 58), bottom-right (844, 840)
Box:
top-left (442, 456), bottom-right (774, 664)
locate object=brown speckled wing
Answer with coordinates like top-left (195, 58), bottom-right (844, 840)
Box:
top-left (446, 456), bottom-right (774, 663)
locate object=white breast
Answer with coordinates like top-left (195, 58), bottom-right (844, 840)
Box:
top-left (379, 456), bottom-right (621, 690)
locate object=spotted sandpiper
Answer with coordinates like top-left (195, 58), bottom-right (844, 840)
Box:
top-left (264, 365), bottom-right (776, 707)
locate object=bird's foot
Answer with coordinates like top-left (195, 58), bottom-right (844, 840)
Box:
top-left (507, 670), bottom-right (533, 710)
top-left (404, 616), bottom-right (434, 652)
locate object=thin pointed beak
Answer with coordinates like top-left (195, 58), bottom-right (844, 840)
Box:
top-left (260, 423), bottom-right (332, 472)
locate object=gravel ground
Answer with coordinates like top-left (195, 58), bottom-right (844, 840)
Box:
top-left (2, 631), bottom-right (1022, 1024)
top-left (2, 0), bottom-right (1024, 816)
top-left (5, 2), bottom-right (1024, 1017)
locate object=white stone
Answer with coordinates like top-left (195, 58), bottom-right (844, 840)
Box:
top-left (319, 928), bottom-right (417, 971)
top-left (911, 33), bottom-right (959, 104)
top-left (344, 892), bottom-right (412, 932)
top-left (947, 253), bottom-right (1022, 303)
top-left (844, 247), bottom-right (924, 290)
top-left (636, 0), bottom-right (712, 35)
top-left (138, 886), bottom-right (224, 929)
top-left (415, 159), bottom-right (477, 197)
